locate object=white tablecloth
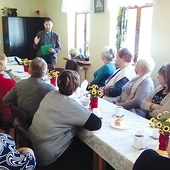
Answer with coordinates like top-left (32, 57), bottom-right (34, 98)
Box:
top-left (6, 62), bottom-right (29, 82)
top-left (6, 62), bottom-right (50, 83)
top-left (77, 98), bottom-right (161, 170)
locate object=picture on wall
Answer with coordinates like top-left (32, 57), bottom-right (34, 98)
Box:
top-left (94, 0), bottom-right (104, 13)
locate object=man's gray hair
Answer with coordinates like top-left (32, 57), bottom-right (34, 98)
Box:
top-left (30, 57), bottom-right (47, 78)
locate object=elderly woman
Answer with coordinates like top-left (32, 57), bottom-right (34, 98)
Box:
top-left (115, 57), bottom-right (155, 117)
top-left (90, 46), bottom-right (116, 87)
top-left (0, 53), bottom-right (15, 123)
top-left (141, 63), bottom-right (170, 118)
top-left (102, 48), bottom-right (136, 102)
top-left (29, 70), bottom-right (102, 170)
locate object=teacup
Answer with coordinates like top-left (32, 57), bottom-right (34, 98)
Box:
top-left (115, 106), bottom-right (124, 117)
top-left (134, 134), bottom-right (145, 149)
top-left (152, 128), bottom-right (159, 139)
top-left (148, 138), bottom-right (159, 150)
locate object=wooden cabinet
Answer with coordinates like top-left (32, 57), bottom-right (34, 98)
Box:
top-left (2, 16), bottom-right (45, 59)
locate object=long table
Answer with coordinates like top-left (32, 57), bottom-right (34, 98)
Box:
top-left (77, 98), bottom-right (161, 170)
top-left (6, 62), bottom-right (30, 82)
top-left (6, 62), bottom-right (49, 83)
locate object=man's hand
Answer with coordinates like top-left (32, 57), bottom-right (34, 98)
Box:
top-left (34, 36), bottom-right (40, 45)
top-left (48, 48), bottom-right (55, 53)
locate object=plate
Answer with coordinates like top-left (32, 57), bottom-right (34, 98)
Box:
top-left (110, 122), bottom-right (129, 130)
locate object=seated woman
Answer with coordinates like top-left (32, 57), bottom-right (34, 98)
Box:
top-left (0, 133), bottom-right (36, 169)
top-left (90, 46), bottom-right (116, 87)
top-left (0, 53), bottom-right (16, 123)
top-left (141, 63), bottom-right (170, 118)
top-left (29, 70), bottom-right (102, 170)
top-left (101, 48), bottom-right (136, 102)
top-left (115, 57), bottom-right (155, 117)
top-left (133, 141), bottom-right (170, 170)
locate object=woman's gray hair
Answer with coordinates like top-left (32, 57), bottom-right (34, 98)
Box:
top-left (137, 57), bottom-right (155, 74)
top-left (102, 46), bottom-right (115, 61)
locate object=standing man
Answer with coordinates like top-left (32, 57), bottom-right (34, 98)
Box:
top-left (33, 17), bottom-right (61, 68)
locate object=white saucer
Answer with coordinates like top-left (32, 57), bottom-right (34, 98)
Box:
top-left (110, 122), bottom-right (129, 130)
top-left (131, 145), bottom-right (148, 150)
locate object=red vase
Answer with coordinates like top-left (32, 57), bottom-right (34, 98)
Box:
top-left (159, 133), bottom-right (169, 150)
top-left (90, 97), bottom-right (98, 110)
top-left (24, 66), bottom-right (29, 72)
top-left (50, 77), bottom-right (57, 86)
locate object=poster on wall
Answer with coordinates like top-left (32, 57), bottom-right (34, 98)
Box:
top-left (94, 0), bottom-right (104, 13)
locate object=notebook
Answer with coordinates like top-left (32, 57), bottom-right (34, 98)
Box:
top-left (40, 44), bottom-right (52, 55)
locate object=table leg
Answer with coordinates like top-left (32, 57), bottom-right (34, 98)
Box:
top-left (93, 151), bottom-right (106, 170)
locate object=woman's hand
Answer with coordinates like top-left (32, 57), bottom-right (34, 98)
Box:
top-left (17, 147), bottom-right (35, 157)
top-left (150, 103), bottom-right (162, 110)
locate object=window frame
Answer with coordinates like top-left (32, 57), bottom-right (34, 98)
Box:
top-left (128, 3), bottom-right (153, 62)
top-left (75, 12), bottom-right (89, 55)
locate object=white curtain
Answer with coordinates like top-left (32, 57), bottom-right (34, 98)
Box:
top-left (108, 0), bottom-right (154, 9)
top-left (61, 0), bottom-right (90, 13)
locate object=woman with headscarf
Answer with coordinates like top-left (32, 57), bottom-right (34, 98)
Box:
top-left (90, 46), bottom-right (116, 87)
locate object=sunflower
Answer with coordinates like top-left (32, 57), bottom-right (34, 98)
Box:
top-left (149, 111), bottom-right (170, 135)
top-left (87, 84), bottom-right (104, 98)
top-left (48, 70), bottom-right (60, 78)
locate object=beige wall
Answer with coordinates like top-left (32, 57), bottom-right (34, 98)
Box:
top-left (150, 0), bottom-right (170, 87)
top-left (1, 0), bottom-right (170, 85)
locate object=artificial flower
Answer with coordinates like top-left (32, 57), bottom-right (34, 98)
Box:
top-left (87, 84), bottom-right (103, 98)
top-left (149, 111), bottom-right (170, 135)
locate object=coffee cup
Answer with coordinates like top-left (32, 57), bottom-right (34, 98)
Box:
top-left (115, 106), bottom-right (123, 117)
top-left (148, 138), bottom-right (159, 150)
top-left (152, 128), bottom-right (159, 139)
top-left (134, 134), bottom-right (145, 149)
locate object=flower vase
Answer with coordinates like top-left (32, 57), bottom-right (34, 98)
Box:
top-left (159, 133), bottom-right (169, 150)
top-left (50, 77), bottom-right (57, 86)
top-left (24, 66), bottom-right (29, 72)
top-left (90, 97), bottom-right (98, 110)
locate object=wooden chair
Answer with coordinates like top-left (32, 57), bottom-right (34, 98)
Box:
top-left (10, 104), bottom-right (32, 131)
top-left (13, 123), bottom-right (33, 149)
top-left (65, 59), bottom-right (77, 71)
top-left (10, 104), bottom-right (32, 146)
top-left (0, 122), bottom-right (13, 134)
top-left (0, 112), bottom-right (13, 134)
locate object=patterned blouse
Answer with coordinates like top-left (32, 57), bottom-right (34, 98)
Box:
top-left (0, 133), bottom-right (36, 169)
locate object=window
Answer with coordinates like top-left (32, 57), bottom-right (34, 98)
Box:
top-left (75, 12), bottom-right (90, 56)
top-left (124, 4), bottom-right (153, 62)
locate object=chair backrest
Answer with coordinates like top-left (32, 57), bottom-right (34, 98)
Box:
top-left (55, 67), bottom-right (66, 74)
top-left (65, 59), bottom-right (77, 71)
top-left (13, 123), bottom-right (33, 150)
top-left (10, 105), bottom-right (32, 132)
top-left (0, 111), bottom-right (13, 134)
top-left (48, 64), bottom-right (55, 71)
